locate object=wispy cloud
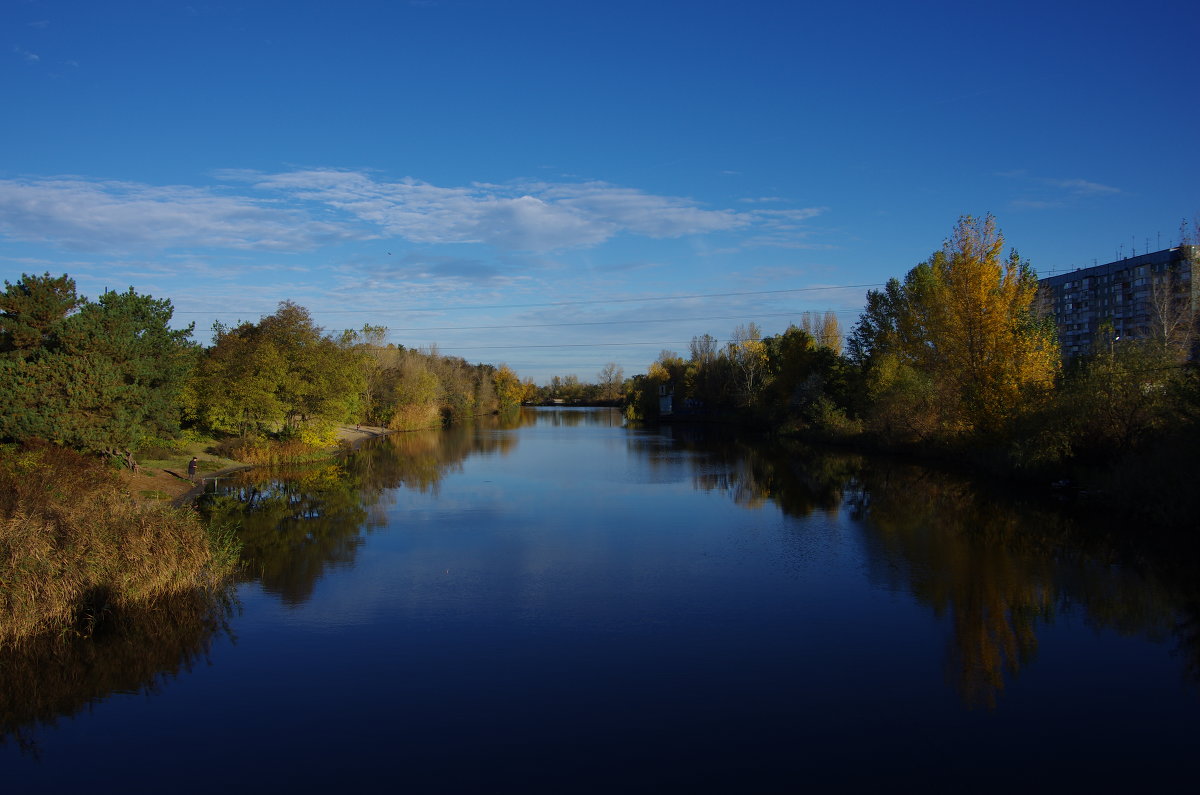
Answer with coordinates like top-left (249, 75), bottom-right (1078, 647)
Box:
top-left (13, 46), bottom-right (40, 62)
top-left (0, 177), bottom-right (363, 252)
top-left (738, 207), bottom-right (831, 249)
top-left (1010, 199), bottom-right (1062, 210)
top-left (1002, 171), bottom-right (1121, 210)
top-left (1043, 178), bottom-right (1120, 196)
top-left (0, 170), bottom-right (827, 256)
top-left (532, 180), bottom-right (749, 239)
top-left (230, 169), bottom-right (758, 252)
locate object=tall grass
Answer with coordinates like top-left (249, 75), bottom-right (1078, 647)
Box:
top-left (0, 441), bottom-right (239, 649)
top-left (212, 436), bottom-right (332, 466)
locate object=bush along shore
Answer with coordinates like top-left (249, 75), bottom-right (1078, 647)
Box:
top-left (0, 441), bottom-right (240, 649)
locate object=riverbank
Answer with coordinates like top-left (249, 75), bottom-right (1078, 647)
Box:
top-left (0, 425), bottom-right (398, 648)
top-left (0, 442), bottom-right (239, 649)
top-left (115, 424), bottom-right (396, 506)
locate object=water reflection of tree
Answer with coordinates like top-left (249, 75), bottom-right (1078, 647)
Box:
top-left (530, 407), bottom-right (625, 427)
top-left (848, 468), bottom-right (1057, 707)
top-left (656, 429), bottom-right (1192, 707)
top-left (680, 434), bottom-right (856, 516)
top-left (202, 414), bottom-right (523, 607)
top-left (850, 464), bottom-right (1194, 707)
top-left (2, 415), bottom-right (527, 750)
top-left (0, 589), bottom-right (236, 752)
top-left (204, 462), bottom-right (369, 606)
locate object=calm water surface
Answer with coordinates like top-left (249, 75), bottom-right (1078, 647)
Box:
top-left (3, 408), bottom-right (1197, 791)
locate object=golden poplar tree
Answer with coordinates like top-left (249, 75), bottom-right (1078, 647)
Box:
top-left (878, 215), bottom-right (1059, 434)
top-left (907, 214), bottom-right (1060, 432)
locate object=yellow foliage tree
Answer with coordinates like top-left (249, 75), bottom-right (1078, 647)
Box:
top-left (728, 323), bottom-right (769, 407)
top-left (860, 215), bottom-right (1059, 435)
top-left (492, 364), bottom-right (526, 410)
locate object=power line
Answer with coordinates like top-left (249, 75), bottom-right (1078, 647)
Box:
top-left (433, 341), bottom-right (721, 351)
top-left (327, 309), bottom-right (863, 334)
top-left (172, 283), bottom-right (884, 315)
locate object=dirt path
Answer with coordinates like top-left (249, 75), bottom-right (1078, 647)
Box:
top-left (117, 425), bottom-right (394, 506)
top-left (118, 462), bottom-right (249, 506)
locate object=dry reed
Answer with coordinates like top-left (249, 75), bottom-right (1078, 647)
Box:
top-left (0, 441), bottom-right (239, 648)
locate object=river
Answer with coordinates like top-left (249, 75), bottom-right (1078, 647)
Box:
top-left (3, 407), bottom-right (1197, 791)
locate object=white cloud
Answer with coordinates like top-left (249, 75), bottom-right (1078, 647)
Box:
top-left (532, 181), bottom-right (749, 239)
top-left (1002, 171), bottom-right (1121, 210)
top-left (0, 170), bottom-right (827, 256)
top-left (1044, 178), bottom-right (1120, 196)
top-left (738, 196), bottom-right (786, 204)
top-left (0, 177), bottom-right (364, 252)
top-left (232, 170), bottom-right (756, 251)
top-left (750, 207), bottom-right (827, 227)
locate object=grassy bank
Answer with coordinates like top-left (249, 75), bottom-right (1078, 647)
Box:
top-left (0, 441), bottom-right (239, 649)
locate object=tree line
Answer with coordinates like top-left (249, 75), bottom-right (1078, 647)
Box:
top-left (625, 215), bottom-right (1200, 509)
top-left (0, 278), bottom-right (533, 467)
top-left (529, 362), bottom-right (627, 404)
top-left (4, 214), bottom-right (1197, 494)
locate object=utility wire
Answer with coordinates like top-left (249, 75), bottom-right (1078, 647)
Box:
top-left (172, 283), bottom-right (884, 315)
top-left (326, 309), bottom-right (863, 334)
top-left (430, 341), bottom-right (730, 351)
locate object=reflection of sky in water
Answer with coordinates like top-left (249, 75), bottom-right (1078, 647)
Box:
top-left (4, 408), bottom-right (1197, 791)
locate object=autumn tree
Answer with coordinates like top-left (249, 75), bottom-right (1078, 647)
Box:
top-left (686, 333), bottom-right (729, 408)
top-left (850, 215), bottom-right (1058, 436)
top-left (626, 350), bottom-right (687, 419)
top-left (689, 333), bottom-right (719, 364)
top-left (493, 364), bottom-right (526, 410)
top-left (386, 350), bottom-right (442, 429)
top-left (597, 362), bottom-right (625, 401)
top-left (350, 324), bottom-right (393, 423)
top-left (799, 310), bottom-right (843, 353)
top-left (185, 302), bottom-right (365, 442)
top-left (728, 323), bottom-right (769, 407)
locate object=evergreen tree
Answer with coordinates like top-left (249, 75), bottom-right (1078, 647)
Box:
top-left (0, 275), bottom-right (195, 465)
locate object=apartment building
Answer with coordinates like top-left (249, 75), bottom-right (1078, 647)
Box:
top-left (1038, 245), bottom-right (1198, 360)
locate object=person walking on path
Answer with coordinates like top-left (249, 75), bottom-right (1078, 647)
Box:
top-left (187, 456), bottom-right (198, 480)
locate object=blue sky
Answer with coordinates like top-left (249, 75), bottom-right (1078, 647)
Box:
top-left (3, 0), bottom-right (1196, 383)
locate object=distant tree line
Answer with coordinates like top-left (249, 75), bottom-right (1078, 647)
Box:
top-left (624, 309), bottom-right (851, 427)
top-left (531, 362), bottom-right (627, 404)
top-left (0, 277), bottom-right (532, 466)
